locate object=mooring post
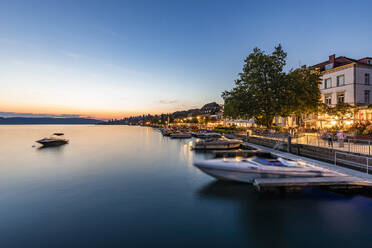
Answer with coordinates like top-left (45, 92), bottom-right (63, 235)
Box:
top-left (288, 135), bottom-right (292, 153)
top-left (369, 140), bottom-right (370, 156)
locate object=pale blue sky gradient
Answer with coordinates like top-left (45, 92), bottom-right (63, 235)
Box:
top-left (1, 0), bottom-right (372, 118)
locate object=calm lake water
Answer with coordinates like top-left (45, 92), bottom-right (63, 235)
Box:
top-left (0, 125), bottom-right (371, 248)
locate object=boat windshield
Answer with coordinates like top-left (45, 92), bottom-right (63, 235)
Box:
top-left (252, 157), bottom-right (298, 167)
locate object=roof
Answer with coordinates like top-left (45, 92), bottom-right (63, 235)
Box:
top-left (310, 55), bottom-right (372, 72)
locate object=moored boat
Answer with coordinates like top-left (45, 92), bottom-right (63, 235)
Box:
top-left (170, 133), bottom-right (192, 139)
top-left (160, 128), bottom-right (172, 136)
top-left (193, 154), bottom-right (337, 183)
top-left (194, 132), bottom-right (222, 139)
top-left (192, 139), bottom-right (242, 150)
top-left (36, 137), bottom-right (69, 147)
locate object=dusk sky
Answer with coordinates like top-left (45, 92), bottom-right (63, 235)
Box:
top-left (1, 0), bottom-right (372, 119)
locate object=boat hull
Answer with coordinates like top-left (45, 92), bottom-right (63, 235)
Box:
top-left (196, 166), bottom-right (261, 183)
top-left (193, 143), bottom-right (242, 150)
top-left (170, 134), bottom-right (192, 139)
top-left (36, 139), bottom-right (68, 147)
top-left (193, 159), bottom-right (336, 183)
top-left (195, 165), bottom-right (333, 183)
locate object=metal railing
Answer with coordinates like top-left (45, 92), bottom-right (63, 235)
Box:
top-left (250, 132), bottom-right (372, 173)
top-left (293, 135), bottom-right (372, 156)
top-left (335, 151), bottom-right (370, 173)
top-left (251, 131), bottom-right (288, 142)
top-left (251, 132), bottom-right (372, 156)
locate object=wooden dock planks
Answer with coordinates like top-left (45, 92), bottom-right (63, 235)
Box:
top-left (253, 176), bottom-right (372, 192)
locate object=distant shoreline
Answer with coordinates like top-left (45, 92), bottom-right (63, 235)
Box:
top-left (0, 124), bottom-right (99, 125)
top-left (0, 117), bottom-right (103, 125)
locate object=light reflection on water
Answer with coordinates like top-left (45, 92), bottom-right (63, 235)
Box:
top-left (0, 125), bottom-right (370, 248)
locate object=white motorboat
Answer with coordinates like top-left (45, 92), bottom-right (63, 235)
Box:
top-left (192, 138), bottom-right (242, 150)
top-left (193, 154), bottom-right (336, 183)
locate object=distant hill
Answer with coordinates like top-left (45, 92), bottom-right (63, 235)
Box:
top-left (0, 117), bottom-right (103, 125)
top-left (101, 102), bottom-right (223, 125)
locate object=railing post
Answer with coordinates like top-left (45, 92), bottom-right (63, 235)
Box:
top-left (369, 141), bottom-right (370, 156)
top-left (367, 158), bottom-right (369, 174)
top-left (306, 135), bottom-right (308, 145)
top-left (334, 151), bottom-right (336, 165)
top-left (288, 135), bottom-right (292, 153)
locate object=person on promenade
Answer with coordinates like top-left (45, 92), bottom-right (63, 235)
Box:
top-left (336, 131), bottom-right (344, 148)
top-left (327, 132), bottom-right (333, 148)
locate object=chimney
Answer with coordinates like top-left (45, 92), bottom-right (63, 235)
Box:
top-left (301, 65), bottom-right (306, 69)
top-left (329, 54), bottom-right (336, 63)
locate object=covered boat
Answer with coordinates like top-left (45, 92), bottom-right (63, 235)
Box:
top-left (193, 132), bottom-right (222, 139)
top-left (193, 154), bottom-right (336, 183)
top-left (36, 137), bottom-right (69, 147)
top-left (193, 139), bottom-right (242, 150)
top-left (170, 133), bottom-right (192, 139)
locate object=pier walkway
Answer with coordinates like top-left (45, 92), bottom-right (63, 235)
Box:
top-left (245, 143), bottom-right (372, 192)
top-left (251, 133), bottom-right (372, 156)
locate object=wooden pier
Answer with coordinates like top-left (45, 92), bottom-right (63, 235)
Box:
top-left (253, 176), bottom-right (372, 192)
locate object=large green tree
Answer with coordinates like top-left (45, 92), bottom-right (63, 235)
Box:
top-left (222, 45), bottom-right (321, 128)
top-left (285, 68), bottom-right (322, 116)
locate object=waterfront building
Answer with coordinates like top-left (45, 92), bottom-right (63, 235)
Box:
top-left (311, 54), bottom-right (372, 107)
top-left (309, 54), bottom-right (372, 128)
top-left (272, 54), bottom-right (372, 129)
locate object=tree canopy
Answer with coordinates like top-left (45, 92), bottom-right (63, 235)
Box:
top-left (222, 45), bottom-right (322, 128)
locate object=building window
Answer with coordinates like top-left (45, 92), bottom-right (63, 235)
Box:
top-left (325, 95), bottom-right (332, 105)
top-left (325, 63), bottom-right (333, 70)
top-left (324, 78), bottom-right (332, 89)
top-left (365, 73), bottom-right (370, 85)
top-left (367, 60), bottom-right (372, 65)
top-left (337, 75), bottom-right (344, 86)
top-left (365, 90), bottom-right (370, 104)
top-left (337, 93), bottom-right (345, 103)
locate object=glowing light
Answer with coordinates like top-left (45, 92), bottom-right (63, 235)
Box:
top-left (235, 156), bottom-right (243, 162)
top-left (345, 120), bottom-right (352, 125)
top-left (330, 120), bottom-right (337, 125)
